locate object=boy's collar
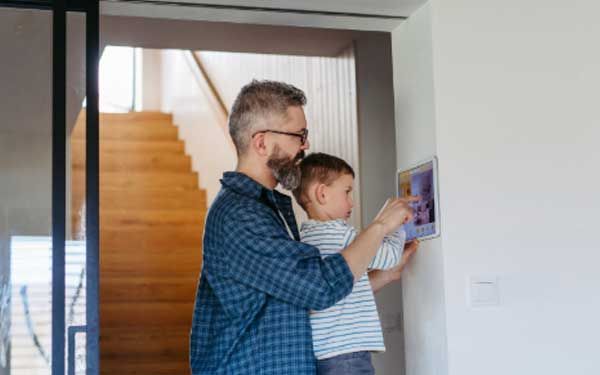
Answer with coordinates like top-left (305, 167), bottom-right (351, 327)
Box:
top-left (300, 218), bottom-right (348, 230)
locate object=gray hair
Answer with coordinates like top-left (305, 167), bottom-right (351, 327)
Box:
top-left (228, 80), bottom-right (307, 156)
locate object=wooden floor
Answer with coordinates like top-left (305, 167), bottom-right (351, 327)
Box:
top-left (71, 111), bottom-right (205, 375)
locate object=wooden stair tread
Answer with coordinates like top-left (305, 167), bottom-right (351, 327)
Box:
top-left (72, 171), bottom-right (199, 190)
top-left (101, 263), bottom-right (201, 278)
top-left (73, 189), bottom-right (206, 210)
top-left (72, 122), bottom-right (179, 141)
top-left (78, 110), bottom-right (173, 122)
top-left (72, 152), bottom-right (192, 172)
top-left (101, 276), bottom-right (198, 302)
top-left (72, 139), bottom-right (185, 154)
top-left (100, 363), bottom-right (190, 375)
top-left (99, 209), bottom-right (206, 227)
top-left (101, 225), bottom-right (202, 241)
top-left (101, 328), bottom-right (189, 358)
top-left (101, 302), bottom-right (195, 328)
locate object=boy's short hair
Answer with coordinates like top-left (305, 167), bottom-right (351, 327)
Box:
top-left (292, 153), bottom-right (355, 210)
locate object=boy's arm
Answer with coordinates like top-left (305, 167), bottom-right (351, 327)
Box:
top-left (340, 197), bottom-right (417, 281)
top-left (369, 240), bottom-right (420, 293)
top-left (368, 268), bottom-right (397, 293)
top-left (368, 228), bottom-right (406, 270)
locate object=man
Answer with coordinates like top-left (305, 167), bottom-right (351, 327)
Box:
top-left (190, 80), bottom-right (414, 374)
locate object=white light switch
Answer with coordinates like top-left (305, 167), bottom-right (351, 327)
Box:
top-left (468, 276), bottom-right (500, 307)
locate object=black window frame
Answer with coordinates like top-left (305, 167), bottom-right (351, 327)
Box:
top-left (0, 1), bottom-right (100, 374)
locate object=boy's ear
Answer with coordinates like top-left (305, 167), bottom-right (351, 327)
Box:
top-left (315, 183), bottom-right (328, 205)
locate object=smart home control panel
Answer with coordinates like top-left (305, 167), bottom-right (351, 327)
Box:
top-left (397, 157), bottom-right (440, 241)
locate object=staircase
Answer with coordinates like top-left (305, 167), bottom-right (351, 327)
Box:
top-left (70, 111), bottom-right (205, 374)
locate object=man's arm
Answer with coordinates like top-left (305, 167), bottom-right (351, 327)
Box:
top-left (214, 197), bottom-right (416, 312)
top-left (218, 212), bottom-right (354, 312)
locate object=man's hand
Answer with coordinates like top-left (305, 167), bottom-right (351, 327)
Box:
top-left (373, 197), bottom-right (420, 235)
top-left (369, 239), bottom-right (420, 293)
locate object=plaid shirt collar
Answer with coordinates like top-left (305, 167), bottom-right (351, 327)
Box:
top-left (221, 171), bottom-right (290, 207)
top-left (221, 171), bottom-right (299, 240)
top-left (221, 171), bottom-right (265, 199)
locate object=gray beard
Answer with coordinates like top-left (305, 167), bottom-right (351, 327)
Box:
top-left (267, 148), bottom-right (304, 191)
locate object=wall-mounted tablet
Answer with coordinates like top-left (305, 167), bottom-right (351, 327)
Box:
top-left (397, 157), bottom-right (440, 241)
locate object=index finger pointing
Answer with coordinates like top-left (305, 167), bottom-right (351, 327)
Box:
top-left (400, 195), bottom-right (421, 203)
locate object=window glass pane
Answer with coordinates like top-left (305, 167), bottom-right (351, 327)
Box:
top-left (0, 7), bottom-right (53, 375)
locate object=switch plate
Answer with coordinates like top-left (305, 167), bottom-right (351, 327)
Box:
top-left (468, 275), bottom-right (500, 307)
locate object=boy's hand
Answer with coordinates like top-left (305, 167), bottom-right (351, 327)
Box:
top-left (398, 239), bottom-right (420, 272)
top-left (373, 197), bottom-right (419, 235)
top-left (385, 240), bottom-right (420, 281)
top-left (369, 239), bottom-right (420, 293)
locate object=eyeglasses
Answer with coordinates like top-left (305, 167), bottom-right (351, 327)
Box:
top-left (253, 128), bottom-right (309, 145)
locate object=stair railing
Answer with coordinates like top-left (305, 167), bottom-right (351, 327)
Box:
top-left (185, 50), bottom-right (232, 146)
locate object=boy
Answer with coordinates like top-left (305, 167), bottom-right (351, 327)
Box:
top-left (293, 153), bottom-right (419, 375)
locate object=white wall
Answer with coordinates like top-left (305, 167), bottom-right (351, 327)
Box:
top-left (392, 1), bottom-right (600, 374)
top-left (160, 50), bottom-right (237, 204)
top-left (350, 33), bottom-right (409, 374)
top-left (391, 4), bottom-right (448, 375)
top-left (141, 49), bottom-right (163, 111)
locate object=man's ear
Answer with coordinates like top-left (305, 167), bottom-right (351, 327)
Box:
top-left (251, 132), bottom-right (269, 157)
top-left (315, 183), bottom-right (328, 205)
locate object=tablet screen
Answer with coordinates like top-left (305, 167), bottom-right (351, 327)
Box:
top-left (397, 158), bottom-right (439, 241)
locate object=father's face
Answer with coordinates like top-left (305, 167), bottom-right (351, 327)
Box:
top-left (266, 106), bottom-right (310, 190)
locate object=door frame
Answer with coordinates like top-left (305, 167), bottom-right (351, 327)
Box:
top-left (0, 1), bottom-right (100, 374)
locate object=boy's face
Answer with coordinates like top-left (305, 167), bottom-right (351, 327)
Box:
top-left (321, 173), bottom-right (354, 221)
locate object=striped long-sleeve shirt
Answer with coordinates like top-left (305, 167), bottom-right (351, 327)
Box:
top-left (300, 219), bottom-right (406, 360)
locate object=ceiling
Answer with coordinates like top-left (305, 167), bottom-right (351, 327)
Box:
top-left (102, 15), bottom-right (371, 56)
top-left (101, 0), bottom-right (428, 32)
top-left (147, 0), bottom-right (427, 17)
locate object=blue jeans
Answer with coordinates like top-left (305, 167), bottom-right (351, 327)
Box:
top-left (317, 351), bottom-right (375, 375)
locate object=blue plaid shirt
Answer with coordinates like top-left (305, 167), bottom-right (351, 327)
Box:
top-left (190, 172), bottom-right (354, 374)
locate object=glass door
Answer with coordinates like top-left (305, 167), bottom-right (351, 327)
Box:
top-left (0, 2), bottom-right (99, 375)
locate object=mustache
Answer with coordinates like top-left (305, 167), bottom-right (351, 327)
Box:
top-left (295, 151), bottom-right (305, 161)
